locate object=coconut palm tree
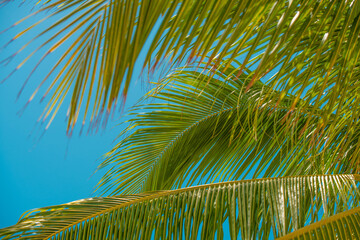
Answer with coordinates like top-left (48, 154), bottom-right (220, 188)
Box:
top-left (1, 0), bottom-right (360, 239)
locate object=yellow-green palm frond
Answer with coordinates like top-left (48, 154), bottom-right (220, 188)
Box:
top-left (5, 0), bottom-right (360, 132)
top-left (278, 207), bottom-right (360, 240)
top-left (3, 0), bottom-right (169, 132)
top-left (1, 175), bottom-right (359, 239)
top-left (97, 62), bottom-right (360, 195)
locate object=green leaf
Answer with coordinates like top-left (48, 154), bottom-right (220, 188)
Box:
top-left (97, 61), bottom-right (359, 195)
top-left (278, 206), bottom-right (360, 240)
top-left (1, 175), bottom-right (359, 239)
top-left (6, 0), bottom-right (360, 132)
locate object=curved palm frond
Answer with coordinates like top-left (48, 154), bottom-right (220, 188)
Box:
top-left (278, 207), bottom-right (360, 240)
top-left (4, 0), bottom-right (360, 132)
top-left (1, 175), bottom-right (359, 240)
top-left (96, 62), bottom-right (360, 195)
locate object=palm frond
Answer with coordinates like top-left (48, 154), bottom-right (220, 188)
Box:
top-left (3, 0), bottom-right (168, 132)
top-left (96, 62), bottom-right (360, 195)
top-left (278, 207), bottom-right (360, 240)
top-left (5, 0), bottom-right (360, 132)
top-left (1, 175), bottom-right (359, 239)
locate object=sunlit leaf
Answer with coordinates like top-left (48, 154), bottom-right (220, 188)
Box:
top-left (1, 175), bottom-right (359, 239)
top-left (97, 62), bottom-right (360, 195)
top-left (5, 0), bottom-right (360, 132)
top-left (278, 206), bottom-right (360, 240)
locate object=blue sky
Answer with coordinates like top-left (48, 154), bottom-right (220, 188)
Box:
top-left (0, 3), bottom-right (147, 228)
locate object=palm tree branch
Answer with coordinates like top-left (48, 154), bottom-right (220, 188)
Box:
top-left (97, 62), bottom-right (358, 195)
top-left (1, 175), bottom-right (360, 239)
top-left (4, 0), bottom-right (360, 132)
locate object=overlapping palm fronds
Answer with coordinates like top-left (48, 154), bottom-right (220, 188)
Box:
top-left (279, 207), bottom-right (360, 240)
top-left (1, 175), bottom-right (359, 240)
top-left (2, 1), bottom-right (360, 239)
top-left (96, 62), bottom-right (360, 195)
top-left (4, 0), bottom-right (360, 132)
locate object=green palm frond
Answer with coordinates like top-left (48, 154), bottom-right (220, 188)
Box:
top-left (3, 0), bottom-right (167, 132)
top-left (96, 62), bottom-right (359, 195)
top-left (278, 207), bottom-right (360, 240)
top-left (1, 175), bottom-right (359, 240)
top-left (5, 0), bottom-right (360, 131)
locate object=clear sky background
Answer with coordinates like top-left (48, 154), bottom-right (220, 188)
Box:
top-left (0, 3), bottom-right (147, 228)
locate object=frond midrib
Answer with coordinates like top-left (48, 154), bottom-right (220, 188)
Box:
top-left (119, 96), bottom-right (333, 193)
top-left (44, 174), bottom-right (360, 239)
top-left (139, 104), bottom-right (241, 190)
